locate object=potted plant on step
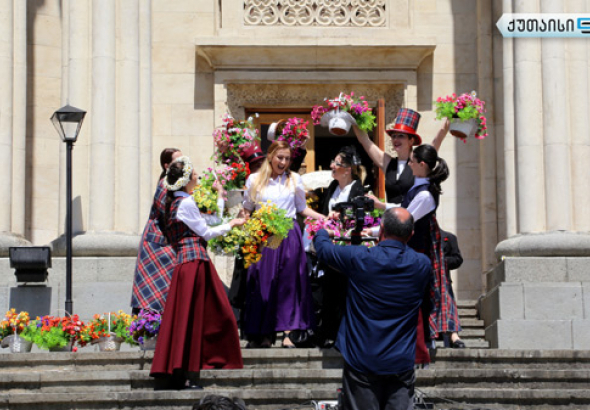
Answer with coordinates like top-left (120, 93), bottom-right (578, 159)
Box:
top-left (434, 91), bottom-right (488, 140)
top-left (28, 314), bottom-right (85, 352)
top-left (128, 309), bottom-right (161, 350)
top-left (80, 311), bottom-right (134, 352)
top-left (0, 309), bottom-right (34, 353)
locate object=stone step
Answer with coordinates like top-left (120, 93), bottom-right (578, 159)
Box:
top-left (4, 349), bottom-right (590, 374)
top-left (456, 299), bottom-right (478, 309)
top-left (417, 387), bottom-right (590, 410)
top-left (2, 367), bottom-right (590, 393)
top-left (432, 349), bottom-right (590, 370)
top-left (434, 339), bottom-right (489, 349)
top-left (458, 318), bottom-right (484, 328)
top-left (458, 307), bottom-right (478, 318)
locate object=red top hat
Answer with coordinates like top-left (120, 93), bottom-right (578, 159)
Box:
top-left (240, 143), bottom-right (265, 165)
top-left (385, 108), bottom-right (422, 146)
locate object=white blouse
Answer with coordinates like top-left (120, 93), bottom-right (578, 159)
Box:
top-left (174, 191), bottom-right (232, 241)
top-left (328, 181), bottom-right (354, 212)
top-left (371, 178), bottom-right (436, 236)
top-left (243, 171), bottom-right (307, 218)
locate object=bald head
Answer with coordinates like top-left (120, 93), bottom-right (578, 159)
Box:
top-left (381, 208), bottom-right (414, 242)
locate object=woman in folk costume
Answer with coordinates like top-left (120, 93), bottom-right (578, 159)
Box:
top-left (368, 145), bottom-right (464, 353)
top-left (131, 148), bottom-right (182, 314)
top-left (352, 108), bottom-right (449, 204)
top-left (354, 109), bottom-right (453, 365)
top-left (150, 156), bottom-right (245, 389)
top-left (242, 141), bottom-right (326, 348)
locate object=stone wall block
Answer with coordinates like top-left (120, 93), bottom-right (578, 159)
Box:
top-left (96, 257), bottom-right (136, 282)
top-left (493, 319), bottom-right (572, 350)
top-left (573, 319), bottom-right (590, 349)
top-left (502, 257), bottom-right (567, 283)
top-left (66, 282), bottom-right (134, 320)
top-left (567, 258), bottom-right (590, 282)
top-left (524, 283), bottom-right (583, 320)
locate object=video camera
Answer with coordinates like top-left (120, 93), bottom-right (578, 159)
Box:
top-left (333, 196), bottom-right (378, 245)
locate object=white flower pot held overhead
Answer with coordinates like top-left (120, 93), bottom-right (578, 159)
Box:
top-left (320, 110), bottom-right (356, 136)
top-left (449, 118), bottom-right (478, 140)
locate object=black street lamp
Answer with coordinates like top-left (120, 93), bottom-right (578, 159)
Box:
top-left (51, 105), bottom-right (86, 315)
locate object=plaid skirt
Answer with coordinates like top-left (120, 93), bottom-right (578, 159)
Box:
top-left (131, 230), bottom-right (176, 312)
top-left (427, 216), bottom-right (461, 337)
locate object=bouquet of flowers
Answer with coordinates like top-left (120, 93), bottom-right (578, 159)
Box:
top-left (193, 176), bottom-right (220, 215)
top-left (434, 91), bottom-right (488, 140)
top-left (212, 114), bottom-right (260, 164)
top-left (27, 314), bottom-right (86, 351)
top-left (268, 117), bottom-right (310, 154)
top-left (79, 311), bottom-right (134, 346)
top-left (128, 309), bottom-right (161, 345)
top-left (0, 309), bottom-right (34, 347)
top-left (213, 162), bottom-right (251, 191)
top-left (311, 92), bottom-right (377, 135)
top-left (209, 201), bottom-right (294, 268)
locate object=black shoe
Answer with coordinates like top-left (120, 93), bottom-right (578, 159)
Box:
top-left (184, 381), bottom-right (204, 390)
top-left (451, 339), bottom-right (466, 349)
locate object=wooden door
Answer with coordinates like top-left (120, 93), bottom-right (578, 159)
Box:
top-left (250, 113), bottom-right (315, 174)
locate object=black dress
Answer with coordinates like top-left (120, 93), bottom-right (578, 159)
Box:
top-left (384, 157), bottom-right (414, 204)
top-left (313, 179), bottom-right (364, 346)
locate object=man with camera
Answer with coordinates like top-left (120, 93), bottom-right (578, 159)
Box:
top-left (313, 207), bottom-right (432, 410)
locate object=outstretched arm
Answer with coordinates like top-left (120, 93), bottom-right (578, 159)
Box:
top-left (431, 117), bottom-right (450, 151)
top-left (352, 124), bottom-right (391, 171)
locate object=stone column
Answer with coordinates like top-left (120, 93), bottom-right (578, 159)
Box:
top-left (138, 0), bottom-right (153, 226)
top-left (89, 0), bottom-right (116, 233)
top-left (52, 0), bottom-right (140, 256)
top-left (541, 1), bottom-right (571, 231)
top-left (513, 0), bottom-right (545, 234)
top-left (116, 0), bottom-right (140, 234)
top-left (481, 0), bottom-right (590, 350)
top-left (11, 0), bottom-right (26, 237)
top-left (0, 0), bottom-right (14, 234)
top-left (568, 0), bottom-right (590, 232)
top-left (0, 0), bottom-right (28, 253)
top-left (500, 0), bottom-right (517, 238)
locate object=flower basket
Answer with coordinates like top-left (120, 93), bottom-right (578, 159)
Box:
top-left (320, 110), bottom-right (356, 136)
top-left (138, 335), bottom-right (158, 351)
top-left (97, 332), bottom-right (123, 352)
top-left (28, 314), bottom-right (85, 352)
top-left (267, 117), bottom-right (310, 151)
top-left (434, 91), bottom-right (488, 140)
top-left (128, 309), bottom-right (161, 349)
top-left (312, 92), bottom-right (376, 135)
top-left (213, 114), bottom-right (260, 165)
top-left (449, 118), bottom-right (479, 140)
top-left (2, 334), bottom-right (33, 353)
top-left (208, 201), bottom-right (293, 268)
top-left (1, 309), bottom-right (34, 353)
top-left (265, 234), bottom-right (283, 250)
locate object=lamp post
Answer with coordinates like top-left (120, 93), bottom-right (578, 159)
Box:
top-left (51, 105), bottom-right (86, 315)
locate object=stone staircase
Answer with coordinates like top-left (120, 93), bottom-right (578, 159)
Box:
top-left (1, 300), bottom-right (589, 410)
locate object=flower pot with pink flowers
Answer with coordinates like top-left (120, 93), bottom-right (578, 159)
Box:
top-left (311, 92), bottom-right (376, 136)
top-left (212, 114), bottom-right (261, 165)
top-left (434, 91), bottom-right (488, 140)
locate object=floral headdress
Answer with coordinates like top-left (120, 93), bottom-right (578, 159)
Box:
top-left (163, 156), bottom-right (193, 191)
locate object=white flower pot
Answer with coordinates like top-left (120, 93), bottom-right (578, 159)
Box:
top-left (226, 189), bottom-right (245, 218)
top-left (449, 118), bottom-right (478, 140)
top-left (139, 336), bottom-right (157, 351)
top-left (2, 334), bottom-right (33, 353)
top-left (97, 333), bottom-right (123, 352)
top-left (320, 110), bottom-right (356, 136)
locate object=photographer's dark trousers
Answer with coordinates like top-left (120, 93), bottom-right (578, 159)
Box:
top-left (342, 363), bottom-right (415, 410)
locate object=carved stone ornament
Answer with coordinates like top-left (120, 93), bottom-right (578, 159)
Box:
top-left (244, 0), bottom-right (387, 27)
top-left (226, 83), bottom-right (403, 126)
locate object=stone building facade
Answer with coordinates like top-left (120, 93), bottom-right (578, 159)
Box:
top-left (1, 0), bottom-right (590, 348)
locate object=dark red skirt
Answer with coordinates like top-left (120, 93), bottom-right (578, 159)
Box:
top-left (150, 259), bottom-right (243, 376)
